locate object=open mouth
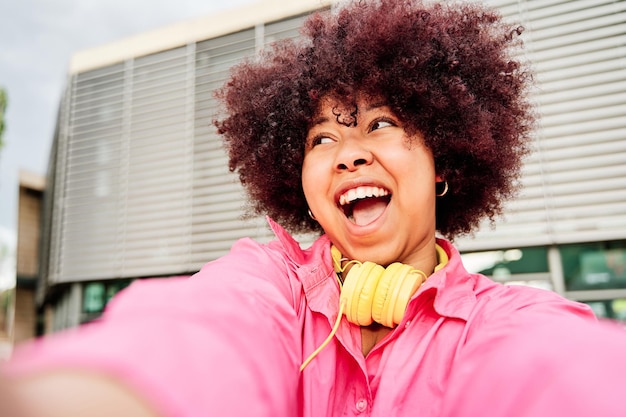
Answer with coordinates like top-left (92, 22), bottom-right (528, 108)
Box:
top-left (338, 186), bottom-right (391, 226)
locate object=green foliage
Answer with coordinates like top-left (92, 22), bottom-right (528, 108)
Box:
top-left (0, 290), bottom-right (9, 310)
top-left (0, 289), bottom-right (10, 337)
top-left (0, 87), bottom-right (6, 151)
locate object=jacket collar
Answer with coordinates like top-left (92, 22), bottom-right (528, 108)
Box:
top-left (267, 217), bottom-right (477, 322)
top-left (418, 239), bottom-right (476, 321)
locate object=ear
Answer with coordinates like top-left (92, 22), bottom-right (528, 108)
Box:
top-left (435, 174), bottom-right (444, 182)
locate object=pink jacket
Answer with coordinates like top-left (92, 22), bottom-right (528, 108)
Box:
top-left (5, 218), bottom-right (626, 416)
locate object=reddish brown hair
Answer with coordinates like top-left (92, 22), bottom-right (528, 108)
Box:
top-left (215, 0), bottom-right (534, 238)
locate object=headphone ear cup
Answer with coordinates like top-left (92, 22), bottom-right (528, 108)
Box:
top-left (341, 262), bottom-right (384, 326)
top-left (339, 257), bottom-right (427, 327)
top-left (382, 263), bottom-right (425, 326)
top-left (371, 263), bottom-right (397, 327)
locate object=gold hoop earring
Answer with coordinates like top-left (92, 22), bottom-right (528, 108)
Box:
top-left (308, 209), bottom-right (317, 221)
top-left (436, 181), bottom-right (448, 197)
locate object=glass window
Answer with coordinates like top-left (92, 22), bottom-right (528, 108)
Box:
top-left (461, 246), bottom-right (551, 289)
top-left (82, 279), bottom-right (133, 322)
top-left (83, 282), bottom-right (106, 313)
top-left (561, 241), bottom-right (626, 291)
top-left (461, 246), bottom-right (549, 276)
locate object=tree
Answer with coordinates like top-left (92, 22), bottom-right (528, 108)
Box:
top-left (0, 87), bottom-right (6, 151)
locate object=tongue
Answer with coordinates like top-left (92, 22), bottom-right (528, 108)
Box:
top-left (351, 198), bottom-right (388, 226)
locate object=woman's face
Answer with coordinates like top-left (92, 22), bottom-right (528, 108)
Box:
top-left (302, 96), bottom-right (439, 268)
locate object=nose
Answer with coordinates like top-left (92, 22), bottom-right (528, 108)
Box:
top-left (335, 137), bottom-right (373, 172)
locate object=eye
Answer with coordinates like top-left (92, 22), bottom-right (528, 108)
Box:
top-left (369, 117), bottom-right (396, 132)
top-left (309, 134), bottom-right (335, 147)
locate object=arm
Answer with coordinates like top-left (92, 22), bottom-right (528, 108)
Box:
top-left (2, 238), bottom-right (302, 417)
top-left (442, 299), bottom-right (626, 417)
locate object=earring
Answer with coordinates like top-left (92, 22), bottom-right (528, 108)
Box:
top-left (436, 181), bottom-right (449, 197)
top-left (308, 209), bottom-right (317, 221)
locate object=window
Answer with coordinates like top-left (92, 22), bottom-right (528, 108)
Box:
top-left (561, 241), bottom-right (626, 291)
top-left (461, 246), bottom-right (551, 290)
top-left (82, 279), bottom-right (132, 322)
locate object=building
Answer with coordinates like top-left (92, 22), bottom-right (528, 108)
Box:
top-left (36, 0), bottom-right (626, 331)
top-left (14, 171), bottom-right (45, 342)
top-left (0, 170), bottom-right (46, 356)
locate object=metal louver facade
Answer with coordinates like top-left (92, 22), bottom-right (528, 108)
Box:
top-left (457, 0), bottom-right (626, 251)
top-left (46, 0), bottom-right (626, 285)
top-left (49, 11), bottom-right (312, 284)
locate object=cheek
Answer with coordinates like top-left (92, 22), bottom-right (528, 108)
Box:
top-left (301, 156), bottom-right (323, 201)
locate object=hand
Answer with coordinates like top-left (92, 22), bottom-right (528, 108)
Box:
top-left (0, 370), bottom-right (159, 417)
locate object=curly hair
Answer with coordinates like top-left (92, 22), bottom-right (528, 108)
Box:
top-left (214, 0), bottom-right (534, 239)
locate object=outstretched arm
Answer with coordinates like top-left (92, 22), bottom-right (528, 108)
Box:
top-left (1, 238), bottom-right (302, 417)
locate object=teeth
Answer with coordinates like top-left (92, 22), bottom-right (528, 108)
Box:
top-left (339, 186), bottom-right (389, 206)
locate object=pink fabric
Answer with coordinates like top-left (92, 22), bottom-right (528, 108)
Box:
top-left (5, 217), bottom-right (626, 416)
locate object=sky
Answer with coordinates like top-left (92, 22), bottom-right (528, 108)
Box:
top-left (0, 0), bottom-right (256, 288)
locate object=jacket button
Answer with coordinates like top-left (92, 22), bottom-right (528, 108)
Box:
top-left (356, 398), bottom-right (367, 412)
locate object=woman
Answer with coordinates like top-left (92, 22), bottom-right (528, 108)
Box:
top-left (3, 1), bottom-right (626, 416)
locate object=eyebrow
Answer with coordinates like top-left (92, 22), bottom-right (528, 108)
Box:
top-left (308, 102), bottom-right (390, 128)
top-left (365, 101), bottom-right (387, 111)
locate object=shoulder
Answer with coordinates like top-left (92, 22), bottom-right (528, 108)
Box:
top-left (444, 281), bottom-right (626, 416)
top-left (430, 240), bottom-right (592, 323)
top-left (456, 281), bottom-right (601, 380)
top-left (444, 316), bottom-right (626, 417)
top-left (473, 279), bottom-right (595, 322)
top-left (197, 228), bottom-right (328, 284)
top-left (444, 312), bottom-right (626, 417)
top-left (201, 217), bottom-right (328, 276)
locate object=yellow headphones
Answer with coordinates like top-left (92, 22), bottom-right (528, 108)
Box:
top-left (332, 244), bottom-right (448, 328)
top-left (300, 244), bottom-right (449, 371)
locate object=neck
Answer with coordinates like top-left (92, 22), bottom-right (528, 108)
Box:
top-left (401, 236), bottom-right (441, 276)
